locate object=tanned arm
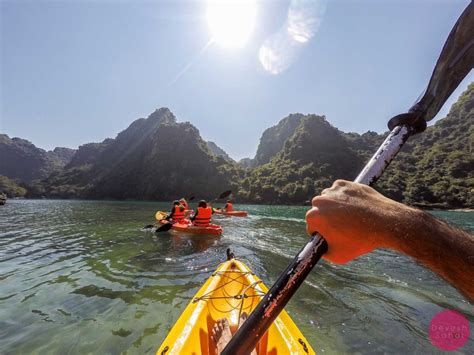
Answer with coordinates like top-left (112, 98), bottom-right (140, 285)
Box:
top-left (305, 180), bottom-right (474, 301)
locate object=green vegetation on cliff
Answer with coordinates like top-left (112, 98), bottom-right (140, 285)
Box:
top-left (377, 82), bottom-right (474, 208)
top-left (238, 115), bottom-right (363, 203)
top-left (0, 175), bottom-right (27, 197)
top-left (3, 84), bottom-right (472, 208)
top-left (237, 83), bottom-right (473, 208)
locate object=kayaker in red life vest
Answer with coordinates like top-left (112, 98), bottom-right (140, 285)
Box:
top-left (166, 200), bottom-right (186, 222)
top-left (191, 200), bottom-right (214, 226)
top-left (223, 200), bottom-right (233, 212)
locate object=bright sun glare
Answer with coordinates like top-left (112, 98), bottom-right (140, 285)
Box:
top-left (206, 0), bottom-right (257, 48)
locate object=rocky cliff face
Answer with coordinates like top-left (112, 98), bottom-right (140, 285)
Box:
top-left (236, 83), bottom-right (473, 207)
top-left (35, 108), bottom-right (241, 199)
top-left (206, 141), bottom-right (234, 162)
top-left (253, 113), bottom-right (306, 166)
top-left (0, 134), bottom-right (76, 183)
top-left (4, 83), bottom-right (473, 208)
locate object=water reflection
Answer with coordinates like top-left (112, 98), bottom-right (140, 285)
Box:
top-left (0, 200), bottom-right (473, 354)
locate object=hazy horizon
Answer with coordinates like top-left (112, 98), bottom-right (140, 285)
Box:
top-left (1, 0), bottom-right (472, 160)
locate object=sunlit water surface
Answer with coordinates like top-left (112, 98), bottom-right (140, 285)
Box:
top-left (1, 200), bottom-right (473, 354)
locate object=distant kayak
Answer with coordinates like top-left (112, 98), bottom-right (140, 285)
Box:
top-left (157, 253), bottom-right (314, 354)
top-left (214, 209), bottom-right (248, 217)
top-left (155, 211), bottom-right (222, 236)
top-left (158, 219), bottom-right (222, 236)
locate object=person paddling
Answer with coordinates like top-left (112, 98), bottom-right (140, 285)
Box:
top-left (223, 200), bottom-right (233, 212)
top-left (166, 200), bottom-right (186, 223)
top-left (191, 200), bottom-right (214, 226)
top-left (306, 180), bottom-right (474, 301)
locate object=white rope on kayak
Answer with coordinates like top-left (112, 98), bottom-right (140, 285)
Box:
top-left (192, 269), bottom-right (266, 316)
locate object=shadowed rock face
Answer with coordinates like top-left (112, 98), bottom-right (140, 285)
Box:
top-left (0, 134), bottom-right (76, 183)
top-left (32, 108), bottom-right (241, 200)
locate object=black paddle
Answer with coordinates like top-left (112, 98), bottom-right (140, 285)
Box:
top-left (217, 190), bottom-right (232, 200)
top-left (155, 221), bottom-right (173, 233)
top-left (143, 221), bottom-right (173, 231)
top-left (223, 3), bottom-right (473, 354)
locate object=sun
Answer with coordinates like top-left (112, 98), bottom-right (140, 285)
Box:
top-left (206, 0), bottom-right (257, 48)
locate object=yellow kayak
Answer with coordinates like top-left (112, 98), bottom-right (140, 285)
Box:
top-left (157, 256), bottom-right (315, 354)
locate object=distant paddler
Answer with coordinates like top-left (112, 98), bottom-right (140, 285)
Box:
top-left (165, 200), bottom-right (186, 223)
top-left (214, 199), bottom-right (248, 217)
top-left (0, 193), bottom-right (6, 206)
top-left (223, 200), bottom-right (233, 212)
top-left (213, 200), bottom-right (233, 213)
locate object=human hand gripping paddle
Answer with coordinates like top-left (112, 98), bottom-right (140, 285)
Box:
top-left (223, 3), bottom-right (473, 353)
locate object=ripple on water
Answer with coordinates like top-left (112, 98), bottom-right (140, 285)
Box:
top-left (0, 200), bottom-right (473, 354)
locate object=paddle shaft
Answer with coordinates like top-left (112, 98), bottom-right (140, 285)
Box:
top-left (222, 125), bottom-right (414, 354)
top-left (223, 3), bottom-right (473, 351)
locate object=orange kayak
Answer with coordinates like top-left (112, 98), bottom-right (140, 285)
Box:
top-left (214, 210), bottom-right (248, 217)
top-left (155, 211), bottom-right (222, 236)
top-left (159, 219), bottom-right (222, 236)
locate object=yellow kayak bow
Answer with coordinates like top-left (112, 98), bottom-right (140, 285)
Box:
top-left (157, 256), bottom-right (315, 354)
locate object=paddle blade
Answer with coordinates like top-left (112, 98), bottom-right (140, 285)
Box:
top-left (413, 2), bottom-right (473, 121)
top-left (188, 196), bottom-right (195, 201)
top-left (143, 224), bottom-right (155, 229)
top-left (155, 222), bottom-right (173, 233)
top-left (218, 190), bottom-right (232, 199)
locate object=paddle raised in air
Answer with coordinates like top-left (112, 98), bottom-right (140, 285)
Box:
top-left (216, 190), bottom-right (232, 200)
top-left (223, 3), bottom-right (474, 353)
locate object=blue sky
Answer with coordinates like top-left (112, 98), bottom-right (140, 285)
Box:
top-left (1, 0), bottom-right (472, 160)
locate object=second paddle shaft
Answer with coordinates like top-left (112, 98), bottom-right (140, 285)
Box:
top-left (222, 124), bottom-right (415, 354)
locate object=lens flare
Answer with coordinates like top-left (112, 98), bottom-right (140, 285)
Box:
top-left (287, 0), bottom-right (326, 43)
top-left (259, 0), bottom-right (327, 74)
top-left (259, 32), bottom-right (300, 75)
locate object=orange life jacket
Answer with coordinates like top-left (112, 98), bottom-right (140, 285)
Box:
top-left (225, 203), bottom-right (233, 212)
top-left (194, 207), bottom-right (212, 226)
top-left (172, 205), bottom-right (185, 221)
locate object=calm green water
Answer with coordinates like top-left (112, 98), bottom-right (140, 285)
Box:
top-left (1, 200), bottom-right (473, 354)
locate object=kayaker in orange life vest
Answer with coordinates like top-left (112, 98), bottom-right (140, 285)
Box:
top-left (223, 200), bottom-right (233, 212)
top-left (166, 200), bottom-right (186, 222)
top-left (190, 200), bottom-right (214, 226)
